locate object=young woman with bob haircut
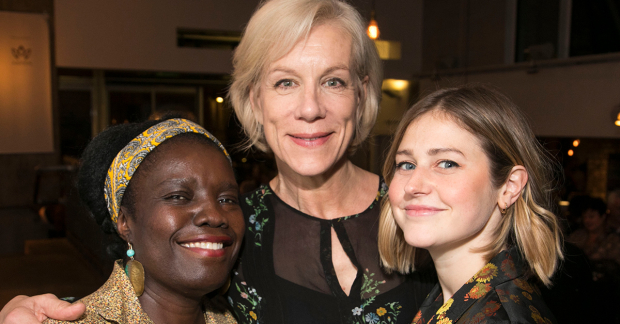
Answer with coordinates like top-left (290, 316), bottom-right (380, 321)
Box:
top-left (379, 85), bottom-right (563, 323)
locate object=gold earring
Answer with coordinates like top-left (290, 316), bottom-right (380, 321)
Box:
top-left (125, 242), bottom-right (145, 296)
top-left (501, 203), bottom-right (508, 215)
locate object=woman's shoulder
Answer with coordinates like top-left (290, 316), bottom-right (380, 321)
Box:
top-left (204, 300), bottom-right (238, 324)
top-left (42, 305), bottom-right (109, 324)
top-left (240, 185), bottom-right (273, 207)
top-left (43, 261), bottom-right (153, 324)
top-left (491, 278), bottom-right (557, 324)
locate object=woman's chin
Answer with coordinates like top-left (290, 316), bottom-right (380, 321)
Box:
top-left (403, 233), bottom-right (437, 250)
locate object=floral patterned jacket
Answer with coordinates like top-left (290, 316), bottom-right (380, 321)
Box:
top-left (412, 248), bottom-right (557, 324)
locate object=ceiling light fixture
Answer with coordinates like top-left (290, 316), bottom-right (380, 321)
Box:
top-left (367, 0), bottom-right (379, 40)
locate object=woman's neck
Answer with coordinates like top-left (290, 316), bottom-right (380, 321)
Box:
top-left (270, 157), bottom-right (378, 219)
top-left (138, 281), bottom-right (205, 324)
top-left (430, 245), bottom-right (493, 304)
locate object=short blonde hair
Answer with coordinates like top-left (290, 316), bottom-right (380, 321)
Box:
top-left (378, 85), bottom-right (563, 286)
top-left (229, 0), bottom-right (382, 152)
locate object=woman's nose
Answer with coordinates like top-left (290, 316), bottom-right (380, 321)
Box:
top-left (403, 168), bottom-right (431, 197)
top-left (192, 200), bottom-right (229, 228)
top-left (295, 85), bottom-right (325, 122)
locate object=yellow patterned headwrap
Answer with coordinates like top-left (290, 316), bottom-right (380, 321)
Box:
top-left (104, 118), bottom-right (231, 223)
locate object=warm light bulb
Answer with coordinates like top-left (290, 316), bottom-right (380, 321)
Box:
top-left (568, 149), bottom-right (574, 156)
top-left (216, 97), bottom-right (224, 103)
top-left (616, 120), bottom-right (620, 127)
top-left (573, 139), bottom-right (580, 147)
top-left (367, 19), bottom-right (379, 40)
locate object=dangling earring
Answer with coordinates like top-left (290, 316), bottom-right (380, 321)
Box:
top-left (501, 203), bottom-right (508, 215)
top-left (125, 242), bottom-right (145, 296)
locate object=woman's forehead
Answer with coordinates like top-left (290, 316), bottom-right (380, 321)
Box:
top-left (263, 22), bottom-right (352, 74)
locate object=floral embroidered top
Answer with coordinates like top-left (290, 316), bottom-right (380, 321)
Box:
top-left (227, 179), bottom-right (436, 324)
top-left (44, 260), bottom-right (237, 324)
top-left (412, 248), bottom-right (557, 324)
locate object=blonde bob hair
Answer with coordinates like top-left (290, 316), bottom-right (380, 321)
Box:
top-left (229, 0), bottom-right (382, 152)
top-left (378, 85), bottom-right (563, 286)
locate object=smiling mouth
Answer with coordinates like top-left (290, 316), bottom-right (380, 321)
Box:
top-left (289, 132), bottom-right (333, 147)
top-left (291, 134), bottom-right (331, 141)
top-left (180, 242), bottom-right (224, 250)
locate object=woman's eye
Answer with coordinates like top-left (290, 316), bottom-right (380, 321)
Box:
top-left (438, 160), bottom-right (459, 169)
top-left (274, 79), bottom-right (296, 89)
top-left (218, 197), bottom-right (239, 205)
top-left (396, 161), bottom-right (415, 171)
top-left (323, 78), bottom-right (346, 88)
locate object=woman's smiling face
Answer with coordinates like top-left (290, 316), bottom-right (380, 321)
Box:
top-left (120, 136), bottom-right (244, 297)
top-left (388, 111), bottom-right (503, 255)
top-left (251, 22), bottom-right (362, 177)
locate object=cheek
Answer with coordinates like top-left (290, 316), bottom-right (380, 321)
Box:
top-left (134, 209), bottom-right (181, 248)
top-left (261, 94), bottom-right (294, 122)
top-left (388, 178), bottom-right (405, 206)
top-left (325, 94), bottom-right (357, 121)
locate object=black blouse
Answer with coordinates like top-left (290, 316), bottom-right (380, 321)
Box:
top-left (227, 179), bottom-right (436, 324)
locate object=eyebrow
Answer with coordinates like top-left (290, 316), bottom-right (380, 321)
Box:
top-left (427, 148), bottom-right (465, 156)
top-left (219, 181), bottom-right (239, 193)
top-left (323, 65), bottom-right (350, 75)
top-left (267, 67), bottom-right (298, 76)
top-left (395, 147), bottom-right (465, 157)
top-left (267, 64), bottom-right (350, 76)
top-left (156, 178), bottom-right (192, 187)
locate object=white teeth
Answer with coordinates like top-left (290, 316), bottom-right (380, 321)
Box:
top-left (180, 242), bottom-right (224, 250)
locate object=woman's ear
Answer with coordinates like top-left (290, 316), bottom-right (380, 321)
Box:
top-left (249, 86), bottom-right (263, 125)
top-left (116, 207), bottom-right (133, 242)
top-left (359, 76), bottom-right (369, 104)
top-left (498, 165), bottom-right (528, 208)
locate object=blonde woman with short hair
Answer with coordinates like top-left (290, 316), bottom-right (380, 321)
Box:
top-left (379, 85), bottom-right (562, 324)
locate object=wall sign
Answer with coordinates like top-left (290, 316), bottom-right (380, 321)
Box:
top-left (0, 11), bottom-right (53, 154)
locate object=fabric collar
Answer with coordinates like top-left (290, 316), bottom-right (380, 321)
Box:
top-left (414, 247), bottom-right (526, 323)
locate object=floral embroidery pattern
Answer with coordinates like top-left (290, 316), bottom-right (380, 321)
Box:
top-left (530, 305), bottom-right (554, 324)
top-left (501, 257), bottom-right (517, 278)
top-left (474, 264), bottom-right (498, 283)
top-left (233, 281), bottom-right (263, 323)
top-left (245, 186), bottom-right (272, 247)
top-left (340, 182), bottom-right (387, 221)
top-left (369, 181), bottom-right (389, 209)
top-left (464, 283), bottom-right (491, 300)
top-left (350, 269), bottom-right (402, 324)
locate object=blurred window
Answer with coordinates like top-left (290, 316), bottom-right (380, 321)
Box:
top-left (515, 0), bottom-right (560, 62)
top-left (570, 0), bottom-right (620, 56)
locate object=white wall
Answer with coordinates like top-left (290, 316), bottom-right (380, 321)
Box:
top-left (0, 11), bottom-right (53, 153)
top-left (418, 59), bottom-right (620, 138)
top-left (54, 0), bottom-right (259, 73)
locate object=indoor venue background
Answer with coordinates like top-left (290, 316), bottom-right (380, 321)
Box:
top-left (1, 0), bottom-right (620, 322)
